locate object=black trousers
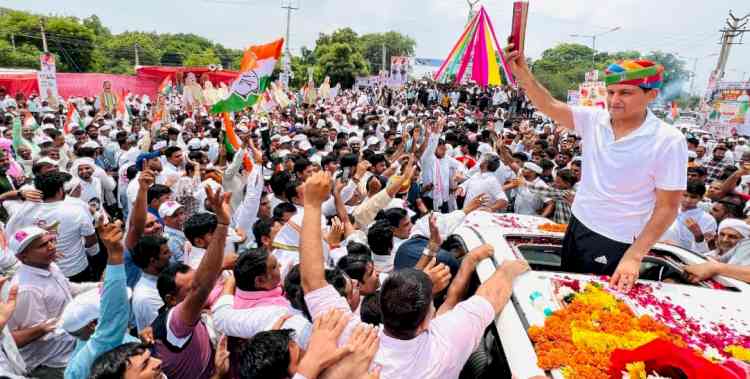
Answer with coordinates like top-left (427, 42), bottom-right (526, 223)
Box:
top-left (560, 215), bottom-right (631, 275)
top-left (68, 264), bottom-right (95, 283)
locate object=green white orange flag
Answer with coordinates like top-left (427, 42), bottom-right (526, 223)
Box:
top-left (222, 112), bottom-right (253, 171)
top-left (65, 103), bottom-right (83, 134)
top-left (210, 38), bottom-right (284, 114)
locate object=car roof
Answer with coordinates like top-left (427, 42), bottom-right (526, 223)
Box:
top-left (456, 211), bottom-right (750, 378)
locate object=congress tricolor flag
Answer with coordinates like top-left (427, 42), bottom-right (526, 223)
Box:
top-left (211, 38), bottom-right (284, 114)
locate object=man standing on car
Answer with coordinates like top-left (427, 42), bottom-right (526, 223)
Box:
top-left (506, 49), bottom-right (687, 292)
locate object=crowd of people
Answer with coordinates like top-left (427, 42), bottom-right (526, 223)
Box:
top-left (0, 48), bottom-right (746, 379)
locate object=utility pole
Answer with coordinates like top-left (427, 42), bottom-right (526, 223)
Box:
top-left (40, 19), bottom-right (48, 53)
top-left (134, 43), bottom-right (140, 67)
top-left (713, 10), bottom-right (750, 80)
top-left (570, 26), bottom-right (620, 68)
top-left (281, 0), bottom-right (299, 88)
top-left (381, 42), bottom-right (387, 75)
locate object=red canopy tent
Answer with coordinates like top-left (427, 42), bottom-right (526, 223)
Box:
top-left (0, 66), bottom-right (240, 98)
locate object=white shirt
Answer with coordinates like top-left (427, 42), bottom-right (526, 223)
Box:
top-left (661, 207), bottom-right (716, 253)
top-left (420, 135), bottom-right (466, 208)
top-left (513, 177), bottom-right (548, 215)
top-left (161, 160), bottom-right (181, 183)
top-left (460, 171), bottom-right (507, 208)
top-left (79, 177), bottom-right (103, 204)
top-left (232, 165), bottom-right (264, 236)
top-left (211, 295), bottom-right (311, 349)
top-left (7, 263), bottom-right (95, 370)
top-left (304, 285), bottom-right (496, 379)
top-left (6, 201), bottom-right (95, 277)
top-left (132, 273), bottom-right (163, 332)
top-left (570, 107), bottom-right (688, 243)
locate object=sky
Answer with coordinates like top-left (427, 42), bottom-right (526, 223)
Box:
top-left (1, 0), bottom-right (748, 94)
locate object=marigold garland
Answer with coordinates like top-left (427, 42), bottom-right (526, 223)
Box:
top-left (538, 222), bottom-right (568, 233)
top-left (528, 283), bottom-right (686, 379)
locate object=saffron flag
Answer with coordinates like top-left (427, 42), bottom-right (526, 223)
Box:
top-left (65, 103), bottom-right (83, 134)
top-left (222, 113), bottom-right (253, 171)
top-left (211, 38), bottom-right (284, 114)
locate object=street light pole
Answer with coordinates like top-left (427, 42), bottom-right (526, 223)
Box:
top-left (281, 0), bottom-right (299, 88)
top-left (679, 53), bottom-right (719, 95)
top-left (571, 26), bottom-right (620, 68)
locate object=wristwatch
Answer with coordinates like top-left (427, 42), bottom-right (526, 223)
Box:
top-left (421, 247), bottom-right (436, 258)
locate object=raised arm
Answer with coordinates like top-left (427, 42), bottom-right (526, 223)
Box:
top-left (437, 244), bottom-right (493, 316)
top-left (300, 172), bottom-right (333, 294)
top-left (86, 221), bottom-right (129, 353)
top-left (125, 169), bottom-right (154, 250)
top-left (719, 166), bottom-right (748, 198)
top-left (505, 49), bottom-right (574, 129)
top-left (178, 186), bottom-right (231, 326)
top-left (475, 259), bottom-right (529, 314)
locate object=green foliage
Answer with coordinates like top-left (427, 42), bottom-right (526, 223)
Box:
top-left (316, 43), bottom-right (369, 88)
top-left (290, 28), bottom-right (414, 88)
top-left (530, 43), bottom-right (689, 101)
top-left (0, 7), bottom-right (242, 74)
top-left (183, 49), bottom-right (219, 67)
top-left (359, 31), bottom-right (416, 74)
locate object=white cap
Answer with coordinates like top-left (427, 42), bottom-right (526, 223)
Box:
top-left (81, 141), bottom-right (100, 149)
top-left (292, 134), bottom-right (307, 143)
top-left (61, 289), bottom-right (100, 333)
top-left (159, 200), bottom-right (184, 218)
top-left (279, 136), bottom-right (292, 144)
top-left (523, 162), bottom-right (543, 175)
top-left (298, 140), bottom-right (312, 151)
top-left (687, 151), bottom-right (698, 159)
top-left (366, 136), bottom-right (379, 147)
top-left (41, 123), bottom-right (57, 132)
top-left (33, 135), bottom-right (53, 145)
top-left (61, 287), bottom-right (133, 334)
top-left (187, 138), bottom-right (202, 150)
top-left (271, 134), bottom-right (282, 141)
top-left (350, 136), bottom-right (363, 145)
top-left (9, 226), bottom-right (47, 256)
top-left (36, 157), bottom-right (59, 166)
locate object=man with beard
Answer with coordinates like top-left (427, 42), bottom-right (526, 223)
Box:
top-left (73, 158), bottom-right (103, 204)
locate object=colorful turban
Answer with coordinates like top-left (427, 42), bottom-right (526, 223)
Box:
top-left (602, 59), bottom-right (664, 89)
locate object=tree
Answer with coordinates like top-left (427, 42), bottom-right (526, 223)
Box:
top-left (0, 39), bottom-right (42, 68)
top-left (0, 9), bottom-right (96, 72)
top-left (359, 31), bottom-right (416, 75)
top-left (643, 51), bottom-right (689, 101)
top-left (183, 49), bottom-right (220, 67)
top-left (531, 43), bottom-right (597, 100)
top-left (315, 42), bottom-right (369, 88)
top-left (82, 15), bottom-right (111, 40)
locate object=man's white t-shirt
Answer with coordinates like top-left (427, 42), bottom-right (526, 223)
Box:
top-left (461, 172), bottom-right (507, 206)
top-left (6, 200), bottom-right (95, 277)
top-left (571, 106), bottom-right (688, 243)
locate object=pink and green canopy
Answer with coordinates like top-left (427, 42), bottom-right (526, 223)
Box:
top-left (434, 6), bottom-right (515, 87)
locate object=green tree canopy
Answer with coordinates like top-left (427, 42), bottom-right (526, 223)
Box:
top-left (0, 7), bottom-right (243, 74)
top-left (531, 43), bottom-right (689, 101)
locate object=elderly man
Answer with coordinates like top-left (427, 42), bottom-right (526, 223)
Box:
top-left (8, 226), bottom-right (98, 378)
top-left (685, 218), bottom-right (750, 284)
top-left (95, 81), bottom-right (118, 114)
top-left (511, 162), bottom-right (549, 216)
top-left (507, 49), bottom-right (687, 291)
top-left (457, 154), bottom-right (507, 212)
